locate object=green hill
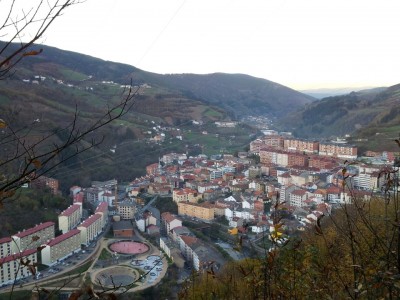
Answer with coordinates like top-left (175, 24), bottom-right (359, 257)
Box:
top-left (278, 84), bottom-right (400, 152)
top-left (3, 42), bottom-right (317, 190)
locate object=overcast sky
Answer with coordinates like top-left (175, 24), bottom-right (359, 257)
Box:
top-left (25, 0), bottom-right (400, 89)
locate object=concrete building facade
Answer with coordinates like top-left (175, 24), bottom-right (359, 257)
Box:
top-left (0, 249), bottom-right (37, 286)
top-left (58, 204), bottom-right (82, 234)
top-left (41, 229), bottom-right (81, 266)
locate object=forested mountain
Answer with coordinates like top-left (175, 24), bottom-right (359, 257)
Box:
top-left (0, 42), bottom-right (314, 191)
top-left (0, 41), bottom-right (315, 120)
top-left (279, 84), bottom-right (400, 151)
top-left (149, 72), bottom-right (315, 118)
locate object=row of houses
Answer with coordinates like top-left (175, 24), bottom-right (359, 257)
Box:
top-left (250, 135), bottom-right (357, 159)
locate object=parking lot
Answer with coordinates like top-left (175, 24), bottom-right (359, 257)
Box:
top-left (131, 255), bottom-right (163, 284)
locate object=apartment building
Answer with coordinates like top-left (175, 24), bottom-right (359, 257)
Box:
top-left (0, 249), bottom-right (37, 286)
top-left (177, 235), bottom-right (198, 263)
top-left (173, 188), bottom-right (202, 203)
top-left (77, 214), bottom-right (102, 246)
top-left (136, 211), bottom-right (157, 233)
top-left (117, 200), bottom-right (136, 219)
top-left (277, 172), bottom-right (292, 186)
top-left (162, 153), bottom-right (187, 164)
top-left (30, 176), bottom-right (59, 195)
top-left (250, 135), bottom-right (284, 153)
top-left (41, 229), bottom-right (81, 266)
top-left (319, 143), bottom-right (357, 159)
top-left (101, 192), bottom-right (116, 207)
top-left (159, 237), bottom-right (185, 268)
top-left (276, 152), bottom-right (289, 167)
top-left (287, 152), bottom-right (308, 167)
top-left (0, 237), bottom-right (12, 259)
top-left (178, 201), bottom-right (215, 221)
top-left (289, 189), bottom-right (308, 207)
top-left (249, 139), bottom-right (265, 153)
top-left (84, 187), bottom-right (104, 203)
top-left (11, 222), bottom-right (55, 252)
top-left (262, 135), bottom-right (285, 149)
top-left (161, 212), bottom-right (182, 235)
top-left (259, 148), bottom-right (278, 164)
top-left (247, 166), bottom-right (261, 179)
top-left (308, 155), bottom-right (338, 170)
top-left (176, 235), bottom-right (219, 271)
top-left (284, 138), bottom-right (319, 154)
top-left (209, 169), bottom-right (223, 180)
top-left (58, 204), bottom-right (82, 234)
top-left (95, 202), bottom-right (109, 229)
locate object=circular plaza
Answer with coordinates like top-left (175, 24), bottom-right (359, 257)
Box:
top-left (95, 266), bottom-right (139, 288)
top-left (108, 240), bottom-right (150, 255)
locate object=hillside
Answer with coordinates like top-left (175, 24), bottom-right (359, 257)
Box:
top-left (279, 84), bottom-right (400, 152)
top-left (1, 42), bottom-right (315, 119)
top-left (149, 72), bottom-right (316, 118)
top-left (4, 42), bottom-right (317, 190)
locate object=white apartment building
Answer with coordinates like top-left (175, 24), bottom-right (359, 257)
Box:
top-left (58, 204), bottom-right (82, 234)
top-left (289, 189), bottom-right (308, 207)
top-left (95, 202), bottom-right (109, 229)
top-left (41, 229), bottom-right (81, 266)
top-left (0, 249), bottom-right (37, 286)
top-left (11, 222), bottom-right (55, 253)
top-left (0, 237), bottom-right (12, 259)
top-left (161, 212), bottom-right (182, 235)
top-left (77, 214), bottom-right (102, 246)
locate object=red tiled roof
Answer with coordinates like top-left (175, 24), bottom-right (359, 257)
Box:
top-left (60, 204), bottom-right (80, 217)
top-left (47, 229), bottom-right (80, 247)
top-left (327, 186), bottom-right (341, 194)
top-left (0, 248), bottom-right (37, 264)
top-left (180, 235), bottom-right (197, 246)
top-left (95, 202), bottom-right (108, 213)
top-left (161, 212), bottom-right (176, 223)
top-left (73, 192), bottom-right (84, 203)
top-left (0, 237), bottom-right (12, 244)
top-left (78, 214), bottom-right (101, 228)
top-left (13, 222), bottom-right (54, 239)
top-left (291, 189), bottom-right (307, 196)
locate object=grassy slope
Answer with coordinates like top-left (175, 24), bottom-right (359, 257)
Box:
top-left (279, 84), bottom-right (400, 151)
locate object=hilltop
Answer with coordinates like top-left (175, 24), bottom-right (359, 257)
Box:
top-left (0, 41), bottom-right (315, 120)
top-left (278, 84), bottom-right (400, 152)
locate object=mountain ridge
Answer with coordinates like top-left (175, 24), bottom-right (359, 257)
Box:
top-left (0, 41), bottom-right (316, 120)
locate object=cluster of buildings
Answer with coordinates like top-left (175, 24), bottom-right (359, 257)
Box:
top-left (1, 128), bottom-right (397, 286)
top-left (126, 131), bottom-right (396, 241)
top-left (250, 135), bottom-right (358, 161)
top-left (159, 212), bottom-right (221, 271)
top-left (28, 175), bottom-right (60, 195)
top-left (0, 222), bottom-right (54, 286)
top-left (0, 188), bottom-right (109, 287)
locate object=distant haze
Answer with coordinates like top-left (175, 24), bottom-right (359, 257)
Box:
top-left (300, 86), bottom-right (383, 99)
